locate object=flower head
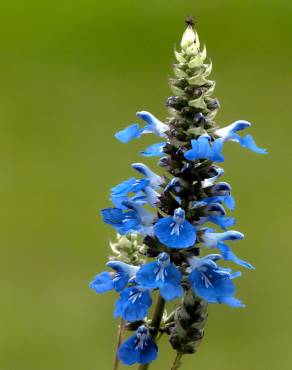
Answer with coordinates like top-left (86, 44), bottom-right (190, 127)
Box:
top-left (91, 20), bottom-right (265, 366)
top-left (118, 325), bottom-right (158, 365)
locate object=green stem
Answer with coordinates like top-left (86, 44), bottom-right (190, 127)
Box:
top-left (170, 352), bottom-right (183, 370)
top-left (137, 295), bottom-right (165, 370)
top-left (113, 318), bottom-right (125, 370)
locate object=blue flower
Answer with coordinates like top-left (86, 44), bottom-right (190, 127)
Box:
top-left (101, 201), bottom-right (154, 236)
top-left (111, 177), bottom-right (147, 198)
top-left (208, 215), bottom-right (236, 230)
top-left (206, 182), bottom-right (235, 211)
top-left (154, 207), bottom-right (196, 249)
top-left (184, 134), bottom-right (224, 162)
top-left (136, 111), bottom-right (168, 138)
top-left (192, 202), bottom-right (235, 230)
top-left (111, 178), bottom-right (148, 208)
top-left (200, 229), bottom-right (254, 269)
top-left (215, 120), bottom-right (267, 154)
top-left (111, 177), bottom-right (159, 208)
top-left (132, 163), bottom-right (163, 189)
top-left (194, 195), bottom-right (235, 212)
top-left (118, 325), bottom-right (158, 365)
top-left (89, 261), bottom-right (139, 293)
top-left (136, 252), bottom-right (183, 300)
top-left (188, 255), bottom-right (244, 307)
top-left (114, 286), bottom-right (152, 322)
top-left (115, 111), bottom-right (168, 143)
top-left (141, 142), bottom-right (166, 157)
top-left (193, 200), bottom-right (235, 230)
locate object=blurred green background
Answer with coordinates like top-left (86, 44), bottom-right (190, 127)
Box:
top-left (0, 0), bottom-right (291, 369)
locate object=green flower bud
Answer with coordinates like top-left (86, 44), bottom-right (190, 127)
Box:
top-left (181, 26), bottom-right (196, 50)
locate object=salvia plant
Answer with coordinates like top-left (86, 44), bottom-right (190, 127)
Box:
top-left (90, 17), bottom-right (266, 370)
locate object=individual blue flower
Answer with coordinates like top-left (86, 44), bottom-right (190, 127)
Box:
top-left (184, 134), bottom-right (224, 162)
top-left (118, 325), bottom-right (158, 365)
top-left (136, 111), bottom-right (168, 138)
top-left (208, 215), bottom-right (236, 230)
top-left (200, 229), bottom-right (254, 269)
top-left (111, 177), bottom-right (147, 198)
top-left (114, 286), bottom-right (152, 322)
top-left (194, 195), bottom-right (235, 212)
top-left (188, 254), bottom-right (244, 307)
top-left (115, 111), bottom-right (168, 143)
top-left (89, 261), bottom-right (139, 293)
top-left (154, 207), bottom-right (196, 249)
top-left (101, 201), bottom-right (155, 236)
top-left (141, 142), bottom-right (166, 157)
top-left (136, 252), bottom-right (183, 300)
top-left (193, 201), bottom-right (235, 230)
top-left (111, 178), bottom-right (148, 208)
top-left (215, 120), bottom-right (267, 154)
top-left (132, 163), bottom-right (163, 189)
top-left (110, 177), bottom-right (159, 208)
top-left (206, 182), bottom-right (235, 211)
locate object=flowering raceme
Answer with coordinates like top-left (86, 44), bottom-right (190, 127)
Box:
top-left (90, 18), bottom-right (266, 369)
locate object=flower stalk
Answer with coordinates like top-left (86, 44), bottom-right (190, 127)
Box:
top-left (170, 352), bottom-right (183, 370)
top-left (113, 318), bottom-right (125, 370)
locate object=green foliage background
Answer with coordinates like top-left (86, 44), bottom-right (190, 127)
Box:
top-left (0, 1), bottom-right (291, 369)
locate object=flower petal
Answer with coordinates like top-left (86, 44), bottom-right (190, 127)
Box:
top-left (115, 124), bottom-right (142, 143)
top-left (89, 271), bottom-right (114, 293)
top-left (154, 217), bottom-right (196, 249)
top-left (141, 142), bottom-right (165, 157)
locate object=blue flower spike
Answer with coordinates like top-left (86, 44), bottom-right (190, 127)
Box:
top-left (154, 208), bottom-right (196, 249)
top-left (136, 252), bottom-right (184, 300)
top-left (91, 21), bottom-right (266, 367)
top-left (118, 325), bottom-right (158, 365)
